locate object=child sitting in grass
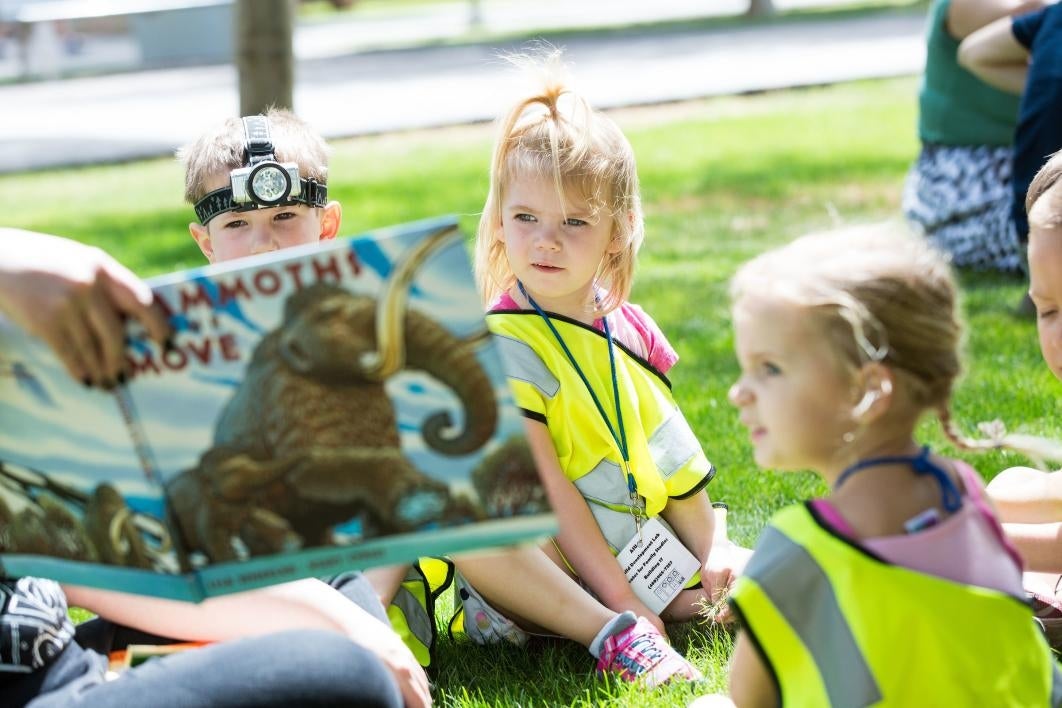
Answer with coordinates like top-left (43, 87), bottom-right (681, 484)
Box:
top-left (698, 224), bottom-right (1060, 707)
top-left (454, 47), bottom-right (750, 680)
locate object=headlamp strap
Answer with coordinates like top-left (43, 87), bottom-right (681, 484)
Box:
top-left (192, 115), bottom-right (329, 224)
top-left (194, 179), bottom-right (328, 225)
top-left (242, 115), bottom-right (275, 164)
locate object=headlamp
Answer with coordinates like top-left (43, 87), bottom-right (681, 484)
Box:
top-left (194, 115), bottom-right (328, 225)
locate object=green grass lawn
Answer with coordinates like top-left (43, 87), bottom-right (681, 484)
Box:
top-left (5, 76), bottom-right (1058, 705)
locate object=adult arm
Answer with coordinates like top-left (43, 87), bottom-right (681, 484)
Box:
top-left (63, 579), bottom-right (431, 708)
top-left (524, 419), bottom-right (665, 633)
top-left (958, 16), bottom-right (1030, 93)
top-left (947, 0), bottom-right (1045, 40)
top-left (0, 229), bottom-right (171, 386)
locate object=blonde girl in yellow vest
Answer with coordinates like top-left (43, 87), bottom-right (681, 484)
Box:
top-left (370, 48), bottom-right (734, 689)
top-left (701, 224), bottom-right (1061, 707)
top-left (457, 46), bottom-right (749, 676)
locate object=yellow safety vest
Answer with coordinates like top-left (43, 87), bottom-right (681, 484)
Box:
top-left (486, 311), bottom-right (715, 555)
top-left (387, 557), bottom-right (454, 668)
top-left (731, 503), bottom-right (1062, 707)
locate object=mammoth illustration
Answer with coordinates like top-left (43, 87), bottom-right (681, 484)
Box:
top-left (0, 461), bottom-right (162, 569)
top-left (471, 436), bottom-right (549, 516)
top-left (167, 228), bottom-right (498, 563)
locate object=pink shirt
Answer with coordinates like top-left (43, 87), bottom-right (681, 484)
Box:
top-left (490, 292), bottom-right (679, 374)
top-left (810, 461), bottom-right (1025, 597)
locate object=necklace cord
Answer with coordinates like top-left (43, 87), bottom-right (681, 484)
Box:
top-left (517, 282), bottom-right (637, 498)
top-left (833, 445), bottom-right (962, 513)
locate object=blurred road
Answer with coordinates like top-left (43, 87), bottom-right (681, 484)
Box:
top-left (0, 1), bottom-right (927, 173)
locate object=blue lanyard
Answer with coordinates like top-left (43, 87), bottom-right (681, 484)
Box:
top-left (833, 445), bottom-right (963, 512)
top-left (517, 282), bottom-right (638, 500)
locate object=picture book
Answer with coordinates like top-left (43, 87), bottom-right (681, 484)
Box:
top-left (0, 216), bottom-right (554, 600)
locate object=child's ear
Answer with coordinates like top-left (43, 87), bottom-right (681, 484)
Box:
top-left (188, 222), bottom-right (215, 263)
top-left (851, 362), bottom-right (894, 422)
top-left (318, 201), bottom-right (342, 241)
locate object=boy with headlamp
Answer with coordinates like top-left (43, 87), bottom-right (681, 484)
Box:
top-left (183, 110), bottom-right (341, 263)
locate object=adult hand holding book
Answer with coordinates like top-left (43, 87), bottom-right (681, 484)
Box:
top-left (0, 228), bottom-right (172, 388)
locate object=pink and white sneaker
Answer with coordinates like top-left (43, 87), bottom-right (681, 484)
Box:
top-left (595, 617), bottom-right (703, 687)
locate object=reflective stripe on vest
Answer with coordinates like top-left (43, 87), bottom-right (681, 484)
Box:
top-left (742, 526), bottom-right (881, 706)
top-left (574, 457), bottom-right (644, 552)
top-left (1054, 662), bottom-right (1062, 708)
top-left (733, 504), bottom-right (1061, 707)
top-left (494, 334), bottom-right (559, 398)
top-left (648, 406), bottom-right (704, 481)
top-left (573, 457), bottom-right (691, 559)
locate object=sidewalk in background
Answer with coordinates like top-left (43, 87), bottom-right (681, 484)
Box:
top-left (0, 0), bottom-right (907, 79)
top-left (0, 1), bottom-right (928, 173)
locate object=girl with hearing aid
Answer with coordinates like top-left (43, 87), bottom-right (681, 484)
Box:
top-left (699, 224), bottom-right (1061, 707)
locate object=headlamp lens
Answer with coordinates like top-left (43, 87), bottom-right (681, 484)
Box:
top-left (249, 163), bottom-right (291, 204)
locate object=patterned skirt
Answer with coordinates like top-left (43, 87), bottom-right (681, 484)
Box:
top-left (902, 143), bottom-right (1022, 273)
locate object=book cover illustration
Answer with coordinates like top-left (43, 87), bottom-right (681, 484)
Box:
top-left (0, 216), bottom-right (553, 599)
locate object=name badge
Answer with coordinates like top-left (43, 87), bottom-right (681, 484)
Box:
top-left (615, 516), bottom-right (700, 614)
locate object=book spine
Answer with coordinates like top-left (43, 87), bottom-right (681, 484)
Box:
top-left (195, 514), bottom-right (557, 598)
top-left (0, 555), bottom-right (203, 602)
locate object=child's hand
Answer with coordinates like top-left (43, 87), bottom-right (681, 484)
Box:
top-left (701, 541), bottom-right (753, 624)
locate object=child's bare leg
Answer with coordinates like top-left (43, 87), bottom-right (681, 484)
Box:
top-left (987, 467), bottom-right (1062, 524)
top-left (453, 544), bottom-right (614, 647)
top-left (663, 588), bottom-right (712, 623)
top-left (363, 563), bottom-right (410, 606)
top-left (1026, 570), bottom-right (1062, 599)
top-left (1004, 522), bottom-right (1062, 574)
top-left (455, 545), bottom-right (705, 687)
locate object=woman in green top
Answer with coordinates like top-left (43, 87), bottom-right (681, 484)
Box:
top-left (903, 0), bottom-right (1042, 272)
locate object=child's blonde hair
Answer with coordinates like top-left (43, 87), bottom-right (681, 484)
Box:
top-left (474, 49), bottom-right (643, 315)
top-left (178, 108), bottom-right (331, 204)
top-left (1026, 149), bottom-right (1062, 231)
top-left (731, 223), bottom-right (1062, 466)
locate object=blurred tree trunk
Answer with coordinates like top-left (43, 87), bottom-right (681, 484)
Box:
top-left (746, 0), bottom-right (776, 16)
top-left (236, 0), bottom-right (295, 115)
top-left (469, 0), bottom-right (483, 29)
